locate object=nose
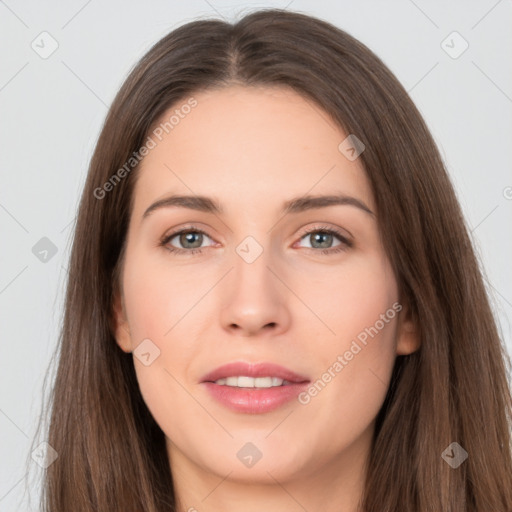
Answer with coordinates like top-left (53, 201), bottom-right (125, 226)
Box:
top-left (219, 243), bottom-right (291, 337)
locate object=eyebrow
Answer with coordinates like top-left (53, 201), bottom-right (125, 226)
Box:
top-left (141, 193), bottom-right (374, 220)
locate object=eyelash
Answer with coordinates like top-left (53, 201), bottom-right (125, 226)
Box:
top-left (159, 224), bottom-right (353, 256)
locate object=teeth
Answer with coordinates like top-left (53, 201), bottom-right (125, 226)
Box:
top-left (214, 376), bottom-right (288, 387)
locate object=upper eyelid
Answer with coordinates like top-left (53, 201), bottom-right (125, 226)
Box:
top-left (162, 226), bottom-right (213, 242)
top-left (300, 224), bottom-right (351, 240)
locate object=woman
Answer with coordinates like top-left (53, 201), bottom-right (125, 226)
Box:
top-left (35, 8), bottom-right (512, 511)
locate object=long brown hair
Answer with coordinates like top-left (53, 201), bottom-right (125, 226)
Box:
top-left (33, 8), bottom-right (512, 511)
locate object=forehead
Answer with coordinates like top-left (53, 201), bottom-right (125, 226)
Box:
top-left (133, 85), bottom-right (374, 217)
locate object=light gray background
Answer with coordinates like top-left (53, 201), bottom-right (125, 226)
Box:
top-left (1, 1), bottom-right (511, 509)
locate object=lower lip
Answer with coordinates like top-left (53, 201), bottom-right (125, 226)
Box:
top-left (202, 382), bottom-right (310, 414)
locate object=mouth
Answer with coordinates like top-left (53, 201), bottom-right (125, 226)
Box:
top-left (200, 361), bottom-right (310, 414)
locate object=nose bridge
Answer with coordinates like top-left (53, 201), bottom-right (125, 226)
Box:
top-left (218, 231), bottom-right (289, 335)
top-left (232, 233), bottom-right (275, 292)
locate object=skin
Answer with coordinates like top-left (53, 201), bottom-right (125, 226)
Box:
top-left (113, 85), bottom-right (419, 512)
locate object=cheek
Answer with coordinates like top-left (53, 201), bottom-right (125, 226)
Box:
top-left (294, 252), bottom-right (399, 433)
top-left (120, 252), bottom-right (199, 414)
top-left (122, 248), bottom-right (202, 341)
top-left (296, 250), bottom-right (399, 349)
top-left (123, 257), bottom-right (202, 443)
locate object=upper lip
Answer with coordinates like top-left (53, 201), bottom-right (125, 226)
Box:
top-left (201, 361), bottom-right (310, 384)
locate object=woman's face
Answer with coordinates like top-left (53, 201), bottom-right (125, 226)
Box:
top-left (113, 85), bottom-right (418, 489)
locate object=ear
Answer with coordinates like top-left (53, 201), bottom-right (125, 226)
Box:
top-left (111, 289), bottom-right (132, 353)
top-left (395, 303), bottom-right (420, 356)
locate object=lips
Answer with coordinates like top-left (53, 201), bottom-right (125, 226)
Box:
top-left (200, 361), bottom-right (311, 414)
top-left (200, 361), bottom-right (310, 384)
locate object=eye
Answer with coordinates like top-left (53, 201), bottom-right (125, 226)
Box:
top-left (160, 227), bottom-right (215, 255)
top-left (159, 224), bottom-right (353, 256)
top-left (296, 225), bottom-right (352, 255)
